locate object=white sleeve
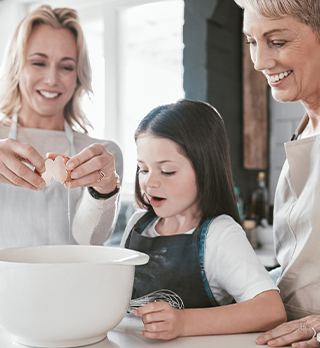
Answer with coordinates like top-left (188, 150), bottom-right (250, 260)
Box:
top-left (204, 215), bottom-right (278, 305)
top-left (72, 188), bottom-right (121, 245)
top-left (119, 210), bottom-right (147, 248)
top-left (72, 140), bottom-right (123, 245)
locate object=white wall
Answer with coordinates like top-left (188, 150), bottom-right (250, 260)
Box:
top-left (0, 1), bottom-right (29, 64)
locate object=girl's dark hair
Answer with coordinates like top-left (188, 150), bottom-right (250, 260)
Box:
top-left (134, 99), bottom-right (241, 225)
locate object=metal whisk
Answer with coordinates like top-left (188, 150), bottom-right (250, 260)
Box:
top-left (128, 289), bottom-right (184, 313)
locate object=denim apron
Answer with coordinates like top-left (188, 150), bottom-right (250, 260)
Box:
top-left (125, 210), bottom-right (218, 309)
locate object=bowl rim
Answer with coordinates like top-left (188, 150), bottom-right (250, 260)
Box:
top-left (0, 245), bottom-right (149, 266)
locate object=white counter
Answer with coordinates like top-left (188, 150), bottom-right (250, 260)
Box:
top-left (0, 314), bottom-right (287, 348)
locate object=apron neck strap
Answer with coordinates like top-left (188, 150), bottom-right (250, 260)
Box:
top-left (8, 113), bottom-right (18, 139)
top-left (64, 120), bottom-right (77, 156)
top-left (291, 113), bottom-right (309, 141)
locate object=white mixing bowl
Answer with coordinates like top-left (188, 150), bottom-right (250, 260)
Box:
top-left (0, 245), bottom-right (149, 348)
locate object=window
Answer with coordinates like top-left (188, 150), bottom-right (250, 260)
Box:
top-left (81, 0), bottom-right (184, 194)
top-left (119, 1), bottom-right (185, 191)
top-left (81, 18), bottom-right (105, 140)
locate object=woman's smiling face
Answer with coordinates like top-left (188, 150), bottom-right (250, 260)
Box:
top-left (243, 10), bottom-right (320, 107)
top-left (19, 24), bottom-right (78, 123)
top-left (136, 132), bottom-right (200, 220)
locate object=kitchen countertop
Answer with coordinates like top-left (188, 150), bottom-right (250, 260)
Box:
top-left (0, 314), bottom-right (287, 348)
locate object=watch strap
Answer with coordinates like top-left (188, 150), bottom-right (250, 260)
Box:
top-left (88, 173), bottom-right (120, 200)
top-left (88, 186), bottom-right (119, 199)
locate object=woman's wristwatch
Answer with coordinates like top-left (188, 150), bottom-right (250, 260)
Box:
top-left (88, 173), bottom-right (120, 199)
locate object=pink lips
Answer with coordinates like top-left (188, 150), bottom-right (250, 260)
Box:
top-left (150, 197), bottom-right (166, 208)
top-left (269, 78), bottom-right (285, 86)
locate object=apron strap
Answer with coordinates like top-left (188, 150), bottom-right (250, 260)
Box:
top-left (197, 218), bottom-right (219, 307)
top-left (291, 113), bottom-right (309, 141)
top-left (8, 113), bottom-right (18, 139)
top-left (64, 120), bottom-right (77, 156)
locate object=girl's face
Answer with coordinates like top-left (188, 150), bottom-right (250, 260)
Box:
top-left (136, 132), bottom-right (200, 220)
top-left (243, 10), bottom-right (320, 108)
top-left (19, 24), bottom-right (78, 127)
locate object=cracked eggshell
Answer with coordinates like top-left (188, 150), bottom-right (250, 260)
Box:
top-left (52, 156), bottom-right (71, 184)
top-left (38, 155), bottom-right (71, 186)
top-left (42, 159), bottom-right (55, 186)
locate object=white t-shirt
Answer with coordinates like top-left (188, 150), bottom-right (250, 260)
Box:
top-left (120, 210), bottom-right (278, 305)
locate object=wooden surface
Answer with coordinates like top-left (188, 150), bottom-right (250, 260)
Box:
top-left (242, 36), bottom-right (268, 169)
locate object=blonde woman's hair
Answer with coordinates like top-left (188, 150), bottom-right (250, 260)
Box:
top-left (234, 0), bottom-right (320, 40)
top-left (0, 4), bottom-right (92, 133)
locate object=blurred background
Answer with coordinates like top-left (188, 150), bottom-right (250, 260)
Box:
top-left (0, 0), bottom-right (305, 251)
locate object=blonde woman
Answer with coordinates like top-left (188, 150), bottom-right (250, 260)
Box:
top-left (0, 5), bottom-right (123, 247)
top-left (234, 0), bottom-right (320, 346)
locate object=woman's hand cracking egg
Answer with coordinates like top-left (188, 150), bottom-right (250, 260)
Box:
top-left (40, 155), bottom-right (71, 186)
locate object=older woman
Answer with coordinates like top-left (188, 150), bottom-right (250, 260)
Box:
top-left (0, 5), bottom-right (123, 247)
top-left (234, 0), bottom-right (320, 347)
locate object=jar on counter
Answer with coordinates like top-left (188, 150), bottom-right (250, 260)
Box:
top-left (243, 219), bottom-right (258, 249)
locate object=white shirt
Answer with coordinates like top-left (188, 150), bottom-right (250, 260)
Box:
top-left (121, 210), bottom-right (278, 305)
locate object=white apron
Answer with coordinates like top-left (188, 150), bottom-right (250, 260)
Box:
top-left (274, 119), bottom-right (320, 320)
top-left (0, 114), bottom-right (81, 248)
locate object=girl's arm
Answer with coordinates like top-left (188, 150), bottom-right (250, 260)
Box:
top-left (134, 289), bottom-right (286, 340)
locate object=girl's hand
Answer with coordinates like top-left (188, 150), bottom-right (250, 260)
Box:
top-left (48, 143), bottom-right (117, 194)
top-left (134, 302), bottom-right (185, 340)
top-left (0, 138), bottom-right (46, 190)
top-left (256, 315), bottom-right (320, 347)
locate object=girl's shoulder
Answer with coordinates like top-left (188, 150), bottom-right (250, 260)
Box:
top-left (207, 214), bottom-right (242, 229)
top-left (206, 214), bottom-right (245, 241)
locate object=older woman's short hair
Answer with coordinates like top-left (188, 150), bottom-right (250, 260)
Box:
top-left (234, 0), bottom-right (320, 40)
top-left (0, 5), bottom-right (92, 132)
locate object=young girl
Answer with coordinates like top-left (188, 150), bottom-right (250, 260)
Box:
top-left (120, 99), bottom-right (286, 340)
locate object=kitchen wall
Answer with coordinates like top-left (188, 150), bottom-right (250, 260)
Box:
top-left (0, 2), bottom-right (28, 63)
top-left (184, 0), bottom-right (257, 214)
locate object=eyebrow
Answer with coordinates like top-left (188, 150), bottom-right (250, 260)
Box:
top-left (137, 159), bottom-right (176, 164)
top-left (28, 53), bottom-right (76, 62)
top-left (243, 28), bottom-right (289, 37)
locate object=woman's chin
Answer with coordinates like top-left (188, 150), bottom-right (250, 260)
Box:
top-left (271, 90), bottom-right (299, 104)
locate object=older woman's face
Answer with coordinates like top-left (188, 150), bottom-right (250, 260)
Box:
top-left (243, 10), bottom-right (320, 106)
top-left (19, 24), bottom-right (77, 124)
